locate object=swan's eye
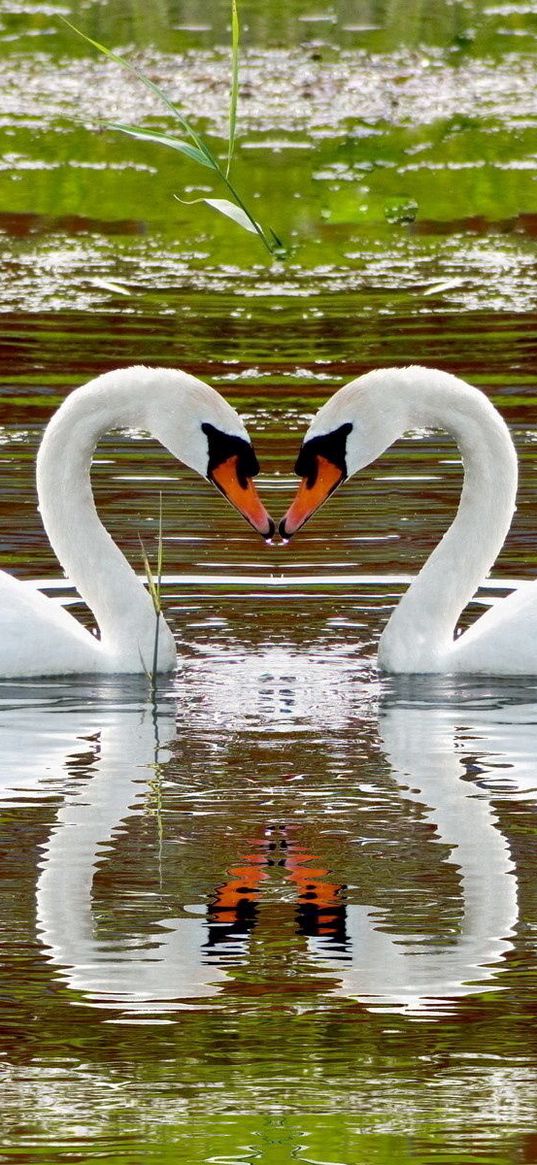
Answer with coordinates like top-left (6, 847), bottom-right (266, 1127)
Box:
top-left (295, 422), bottom-right (352, 486)
top-left (202, 422), bottom-right (260, 485)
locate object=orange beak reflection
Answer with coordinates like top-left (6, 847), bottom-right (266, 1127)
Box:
top-left (210, 455), bottom-right (274, 539)
top-left (279, 455), bottom-right (344, 540)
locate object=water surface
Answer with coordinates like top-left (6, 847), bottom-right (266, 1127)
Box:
top-left (1, 1), bottom-right (537, 1162)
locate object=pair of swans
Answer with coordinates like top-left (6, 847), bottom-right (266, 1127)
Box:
top-left (1, 363), bottom-right (533, 677)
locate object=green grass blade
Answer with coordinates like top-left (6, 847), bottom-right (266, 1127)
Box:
top-left (60, 14), bottom-right (285, 259)
top-left (174, 194), bottom-right (212, 205)
top-left (219, 174), bottom-right (279, 253)
top-left (139, 536), bottom-right (161, 614)
top-left (226, 0), bottom-right (240, 178)
top-left (269, 226), bottom-right (287, 254)
top-left (151, 492), bottom-right (164, 685)
top-left (60, 16), bottom-right (213, 160)
top-left (106, 123), bottom-right (217, 168)
top-left (203, 197), bottom-right (259, 234)
top-left (60, 16), bottom-right (140, 72)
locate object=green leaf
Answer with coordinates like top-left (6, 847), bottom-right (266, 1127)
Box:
top-left (226, 0), bottom-right (240, 178)
top-left (60, 13), bottom-right (286, 260)
top-left (203, 198), bottom-right (258, 234)
top-left (106, 123), bottom-right (217, 169)
top-left (60, 16), bottom-right (136, 70)
top-left (139, 536), bottom-right (161, 615)
top-left (59, 16), bottom-right (210, 158)
top-left (173, 194), bottom-right (210, 206)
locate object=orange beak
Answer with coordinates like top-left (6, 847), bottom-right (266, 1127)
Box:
top-left (279, 455), bottom-right (344, 540)
top-left (210, 455), bottom-right (274, 539)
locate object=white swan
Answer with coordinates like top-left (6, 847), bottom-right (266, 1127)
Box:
top-left (279, 365), bottom-right (537, 675)
top-left (1, 365), bottom-right (273, 677)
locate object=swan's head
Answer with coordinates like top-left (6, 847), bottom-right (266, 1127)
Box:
top-left (201, 420), bottom-right (274, 539)
top-left (146, 368), bottom-right (275, 540)
top-left (279, 370), bottom-right (408, 539)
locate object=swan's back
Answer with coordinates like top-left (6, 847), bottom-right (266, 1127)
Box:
top-left (0, 571), bottom-right (101, 677)
top-left (448, 580), bottom-right (537, 674)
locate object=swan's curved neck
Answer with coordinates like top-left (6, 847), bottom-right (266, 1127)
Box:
top-left (378, 371), bottom-right (518, 671)
top-left (36, 375), bottom-right (173, 667)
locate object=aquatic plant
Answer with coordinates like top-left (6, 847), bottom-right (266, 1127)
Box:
top-left (61, 3), bottom-right (284, 257)
top-left (139, 492), bottom-right (164, 692)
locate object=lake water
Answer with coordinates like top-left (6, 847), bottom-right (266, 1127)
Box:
top-left (1, 1), bottom-right (537, 1162)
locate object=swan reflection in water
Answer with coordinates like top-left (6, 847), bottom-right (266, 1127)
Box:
top-left (311, 691), bottom-right (522, 1015)
top-left (29, 684), bottom-right (228, 1009)
top-left (6, 662), bottom-right (532, 1017)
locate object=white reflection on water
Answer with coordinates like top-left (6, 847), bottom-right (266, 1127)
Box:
top-left (1, 663), bottom-right (534, 1018)
top-left (33, 694), bottom-right (227, 1012)
top-left (313, 697), bottom-right (523, 1016)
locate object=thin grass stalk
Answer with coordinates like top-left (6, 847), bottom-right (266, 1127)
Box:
top-left (226, 0), bottom-right (240, 178)
top-left (60, 8), bottom-right (284, 256)
top-left (148, 700), bottom-right (165, 889)
top-left (138, 492), bottom-right (163, 693)
top-left (219, 171), bottom-right (281, 253)
top-left (60, 17), bottom-right (212, 163)
top-left (150, 492), bottom-right (164, 688)
top-left (148, 761), bottom-right (164, 889)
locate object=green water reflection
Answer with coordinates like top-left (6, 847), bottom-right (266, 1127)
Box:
top-left (1, 0), bottom-right (537, 1162)
top-left (0, 0), bottom-right (536, 302)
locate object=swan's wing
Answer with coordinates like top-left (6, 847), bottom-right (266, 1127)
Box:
top-left (0, 570), bottom-right (100, 676)
top-left (452, 581), bottom-right (537, 674)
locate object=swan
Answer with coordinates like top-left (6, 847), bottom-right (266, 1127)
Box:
top-left (1, 365), bottom-right (274, 677)
top-left (279, 364), bottom-right (537, 675)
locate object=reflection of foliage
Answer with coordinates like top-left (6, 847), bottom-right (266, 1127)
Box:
top-left (384, 197), bottom-right (418, 225)
top-left (61, 5), bottom-right (285, 257)
top-left (147, 760), bottom-right (165, 889)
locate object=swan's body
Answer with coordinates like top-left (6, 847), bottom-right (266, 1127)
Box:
top-left (1, 366), bottom-right (272, 678)
top-left (281, 365), bottom-right (537, 675)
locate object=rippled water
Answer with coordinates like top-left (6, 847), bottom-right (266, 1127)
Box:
top-left (3, 320), bottom-right (537, 1163)
top-left (2, 0), bottom-right (537, 1161)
